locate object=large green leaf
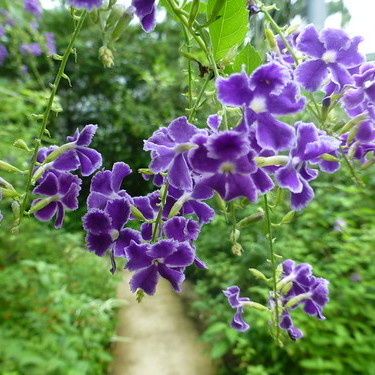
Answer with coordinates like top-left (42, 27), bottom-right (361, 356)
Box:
top-left (232, 43), bottom-right (263, 75)
top-left (207, 0), bottom-right (249, 62)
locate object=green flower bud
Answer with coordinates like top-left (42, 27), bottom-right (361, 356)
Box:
top-left (105, 4), bottom-right (125, 30)
top-left (237, 211), bottom-right (265, 227)
top-left (13, 139), bottom-right (33, 152)
top-left (99, 46), bottom-right (115, 68)
top-left (28, 196), bottom-right (58, 214)
top-left (130, 204), bottom-right (148, 221)
top-left (110, 6), bottom-right (134, 43)
top-left (249, 268), bottom-right (268, 281)
top-left (318, 153), bottom-right (340, 162)
top-left (280, 210), bottom-right (295, 225)
top-left (232, 243), bottom-right (243, 256)
top-left (338, 113), bottom-right (369, 135)
top-left (188, 0), bottom-right (200, 26)
top-left (254, 156), bottom-right (289, 167)
top-left (0, 160), bottom-right (23, 174)
top-left (230, 229), bottom-right (240, 243)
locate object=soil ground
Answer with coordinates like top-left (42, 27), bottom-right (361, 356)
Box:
top-left (111, 272), bottom-right (216, 375)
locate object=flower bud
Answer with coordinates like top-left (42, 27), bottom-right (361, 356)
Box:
top-left (0, 160), bottom-right (23, 174)
top-left (237, 211), bottom-right (265, 227)
top-left (130, 204), bottom-right (147, 221)
top-left (265, 28), bottom-right (280, 54)
top-left (230, 229), bottom-right (240, 243)
top-left (99, 46), bottom-right (114, 68)
top-left (249, 268), bottom-right (268, 281)
top-left (110, 6), bottom-right (134, 43)
top-left (338, 113), bottom-right (369, 135)
top-left (13, 139), bottom-right (33, 152)
top-left (105, 4), bottom-right (125, 30)
top-left (232, 243), bottom-right (243, 256)
top-left (318, 153), bottom-right (340, 162)
top-left (280, 210), bottom-right (295, 225)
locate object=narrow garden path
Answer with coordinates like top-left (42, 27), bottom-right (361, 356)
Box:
top-left (111, 272), bottom-right (216, 375)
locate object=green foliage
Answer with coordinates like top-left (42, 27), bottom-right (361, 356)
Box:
top-left (0, 219), bottom-right (123, 374)
top-left (207, 0), bottom-right (249, 61)
top-left (190, 171), bottom-right (375, 374)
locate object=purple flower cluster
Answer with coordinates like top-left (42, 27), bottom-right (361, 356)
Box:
top-left (31, 125), bottom-right (102, 228)
top-left (278, 260), bottom-right (329, 341)
top-left (223, 260), bottom-right (329, 341)
top-left (142, 59), bottom-right (342, 211)
top-left (82, 158), bottom-right (210, 290)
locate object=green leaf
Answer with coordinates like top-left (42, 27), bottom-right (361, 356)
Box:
top-left (211, 339), bottom-right (230, 359)
top-left (232, 43), bottom-right (262, 75)
top-left (207, 0), bottom-right (249, 61)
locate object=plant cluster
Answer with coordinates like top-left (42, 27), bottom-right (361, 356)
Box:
top-left (0, 0), bottom-right (374, 353)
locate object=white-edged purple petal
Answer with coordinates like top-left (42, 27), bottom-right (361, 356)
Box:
top-left (296, 24), bottom-right (325, 58)
top-left (148, 240), bottom-right (175, 259)
top-left (129, 265), bottom-right (159, 295)
top-left (113, 228), bottom-right (142, 257)
top-left (83, 209), bottom-right (112, 234)
top-left (168, 116), bottom-right (198, 143)
top-left (86, 231), bottom-right (113, 256)
top-left (216, 70), bottom-right (252, 107)
top-left (290, 179), bottom-right (314, 211)
top-left (33, 200), bottom-right (58, 221)
top-left (33, 172), bottom-right (58, 196)
top-left (157, 263), bottom-right (185, 292)
top-left (275, 163), bottom-right (303, 193)
top-left (164, 242), bottom-right (195, 267)
top-left (125, 241), bottom-right (153, 271)
top-left (296, 59), bottom-right (328, 92)
top-left (76, 147), bottom-right (102, 176)
top-left (106, 198), bottom-right (130, 231)
top-left (168, 154), bottom-right (193, 191)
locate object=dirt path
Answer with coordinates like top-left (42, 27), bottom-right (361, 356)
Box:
top-left (111, 272), bottom-right (216, 375)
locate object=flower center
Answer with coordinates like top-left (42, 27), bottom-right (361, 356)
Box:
top-left (322, 50), bottom-right (336, 64)
top-left (220, 162), bottom-right (235, 174)
top-left (110, 229), bottom-right (119, 241)
top-left (249, 96), bottom-right (267, 113)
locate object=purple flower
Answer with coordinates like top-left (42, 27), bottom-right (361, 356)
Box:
top-left (31, 172), bottom-right (81, 228)
top-left (0, 26), bottom-right (5, 37)
top-left (188, 131), bottom-right (263, 202)
top-left (217, 63), bottom-right (305, 151)
top-left (66, 0), bottom-right (104, 11)
top-left (296, 24), bottom-right (364, 92)
top-left (144, 116), bottom-right (201, 191)
top-left (88, 162), bottom-right (132, 210)
top-left (125, 239), bottom-right (195, 295)
top-left (20, 42), bottom-right (42, 56)
top-left (24, 0), bottom-right (42, 18)
top-left (132, 0), bottom-right (156, 32)
top-left (0, 44), bottom-right (8, 65)
top-left (279, 312), bottom-right (303, 341)
top-left (275, 122), bottom-right (340, 210)
top-left (223, 286), bottom-right (250, 332)
top-left (45, 32), bottom-right (57, 55)
top-left (280, 259), bottom-right (329, 320)
top-left (83, 198), bottom-right (141, 257)
top-left (65, 124), bottom-right (102, 176)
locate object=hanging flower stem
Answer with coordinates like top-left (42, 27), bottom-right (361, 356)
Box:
top-left (18, 10), bottom-right (87, 228)
top-left (264, 193), bottom-right (281, 343)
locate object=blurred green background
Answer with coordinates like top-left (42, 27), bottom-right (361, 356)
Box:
top-left (1, 1), bottom-right (374, 374)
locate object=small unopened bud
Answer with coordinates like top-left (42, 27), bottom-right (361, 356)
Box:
top-left (0, 160), bottom-right (23, 174)
top-left (230, 229), bottom-right (240, 243)
top-left (13, 139), bottom-right (33, 152)
top-left (188, 0), bottom-right (200, 26)
top-left (280, 210), bottom-right (295, 225)
top-left (360, 156), bottom-right (375, 171)
top-left (99, 46), bottom-right (114, 68)
top-left (110, 6), bottom-right (134, 42)
top-left (242, 301), bottom-right (269, 311)
top-left (237, 211), bottom-right (265, 227)
top-left (105, 4), bottom-right (125, 30)
top-left (318, 153), bottom-right (340, 162)
top-left (265, 28), bottom-right (280, 54)
top-left (219, 45), bottom-right (238, 67)
top-left (249, 268), bottom-right (268, 281)
top-left (338, 113), bottom-right (369, 135)
top-left (214, 192), bottom-right (227, 213)
top-left (130, 204), bottom-right (147, 221)
top-left (232, 243), bottom-right (243, 256)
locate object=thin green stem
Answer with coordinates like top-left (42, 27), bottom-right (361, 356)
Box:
top-left (188, 72), bottom-right (211, 122)
top-left (340, 147), bottom-right (365, 187)
top-left (182, 27), bottom-right (193, 110)
top-left (165, 0), bottom-right (208, 56)
top-left (151, 182), bottom-right (170, 243)
top-left (258, 2), bottom-right (299, 65)
top-left (18, 11), bottom-right (87, 226)
top-left (263, 194), bottom-right (281, 343)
